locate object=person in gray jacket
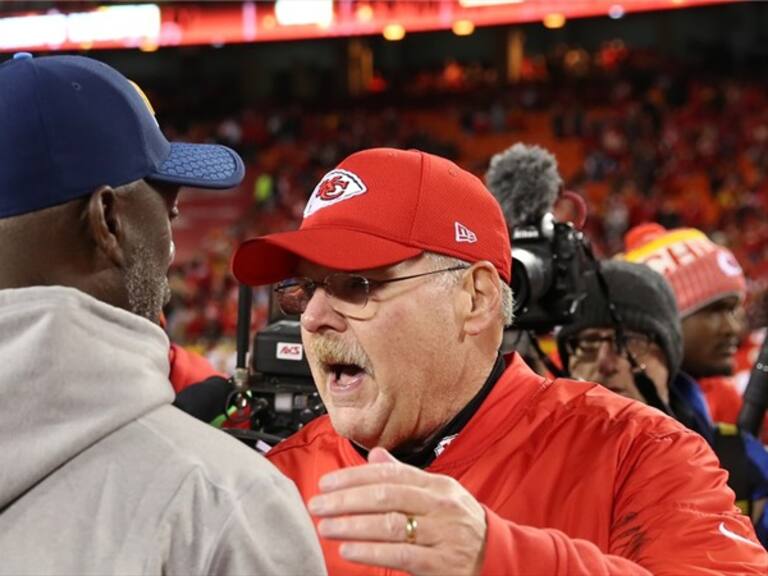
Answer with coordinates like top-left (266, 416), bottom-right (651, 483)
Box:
top-left (0, 53), bottom-right (326, 576)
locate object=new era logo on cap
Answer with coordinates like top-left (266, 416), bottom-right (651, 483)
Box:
top-left (454, 221), bottom-right (477, 244)
top-left (304, 169), bottom-right (367, 217)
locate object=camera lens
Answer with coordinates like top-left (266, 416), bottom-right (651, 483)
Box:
top-left (511, 247), bottom-right (551, 314)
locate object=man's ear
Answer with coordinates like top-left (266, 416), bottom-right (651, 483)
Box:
top-left (458, 262), bottom-right (501, 336)
top-left (86, 185), bottom-right (125, 267)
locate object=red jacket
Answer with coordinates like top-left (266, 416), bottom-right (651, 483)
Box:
top-left (267, 355), bottom-right (767, 575)
top-left (698, 376), bottom-right (743, 423)
top-left (168, 343), bottom-right (223, 393)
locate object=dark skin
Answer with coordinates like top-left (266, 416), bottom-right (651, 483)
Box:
top-left (0, 179), bottom-right (179, 324)
top-left (681, 295), bottom-right (742, 378)
top-left (683, 297), bottom-right (766, 526)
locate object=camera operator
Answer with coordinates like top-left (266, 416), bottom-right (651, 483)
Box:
top-left (556, 260), bottom-right (768, 547)
top-left (231, 147), bottom-right (766, 575)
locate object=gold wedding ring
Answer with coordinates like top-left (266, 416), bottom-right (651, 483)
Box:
top-left (404, 515), bottom-right (418, 544)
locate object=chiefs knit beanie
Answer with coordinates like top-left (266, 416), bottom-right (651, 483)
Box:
top-left (620, 223), bottom-right (745, 318)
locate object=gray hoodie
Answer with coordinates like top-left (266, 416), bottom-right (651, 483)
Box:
top-left (0, 286), bottom-right (326, 576)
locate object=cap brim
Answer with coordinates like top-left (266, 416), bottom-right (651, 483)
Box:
top-left (232, 228), bottom-right (423, 286)
top-left (147, 142), bottom-right (245, 190)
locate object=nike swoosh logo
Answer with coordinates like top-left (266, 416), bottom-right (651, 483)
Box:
top-left (718, 522), bottom-right (762, 548)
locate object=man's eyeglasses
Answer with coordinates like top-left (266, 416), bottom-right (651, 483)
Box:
top-left (274, 266), bottom-right (469, 316)
top-left (566, 332), bottom-right (655, 363)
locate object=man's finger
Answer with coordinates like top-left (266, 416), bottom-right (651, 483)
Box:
top-left (309, 483), bottom-right (434, 517)
top-left (318, 512), bottom-right (435, 545)
top-left (319, 459), bottom-right (437, 492)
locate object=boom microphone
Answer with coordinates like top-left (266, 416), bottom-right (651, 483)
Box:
top-left (485, 142), bottom-right (562, 228)
top-left (484, 142), bottom-right (590, 332)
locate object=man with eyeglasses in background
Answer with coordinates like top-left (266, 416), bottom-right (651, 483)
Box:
top-left (231, 147), bottom-right (767, 575)
top-left (557, 259), bottom-right (768, 547)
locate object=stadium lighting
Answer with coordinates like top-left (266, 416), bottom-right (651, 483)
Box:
top-left (262, 15), bottom-right (277, 29)
top-left (0, 14), bottom-right (67, 49)
top-left (0, 4), bottom-right (160, 50)
top-left (609, 4), bottom-right (626, 18)
top-left (459, 0), bottom-right (525, 6)
top-left (383, 23), bottom-right (406, 41)
top-left (543, 13), bottom-right (566, 28)
top-left (275, 0), bottom-right (334, 27)
top-left (68, 5), bottom-right (160, 43)
top-left (452, 20), bottom-right (476, 36)
top-left (0, 0), bottom-right (743, 53)
top-left (356, 4), bottom-right (374, 22)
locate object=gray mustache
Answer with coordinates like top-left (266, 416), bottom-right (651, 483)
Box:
top-left (308, 337), bottom-right (374, 375)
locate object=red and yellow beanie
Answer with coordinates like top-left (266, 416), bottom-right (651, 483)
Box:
top-left (620, 223), bottom-right (745, 318)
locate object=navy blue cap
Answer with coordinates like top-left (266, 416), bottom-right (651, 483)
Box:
top-left (0, 53), bottom-right (245, 218)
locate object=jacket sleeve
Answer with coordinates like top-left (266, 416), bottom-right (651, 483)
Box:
top-left (168, 342), bottom-right (224, 393)
top-left (480, 429), bottom-right (768, 575)
top-left (481, 508), bottom-right (653, 575)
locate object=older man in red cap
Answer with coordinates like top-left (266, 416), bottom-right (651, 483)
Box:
top-left (233, 148), bottom-right (767, 575)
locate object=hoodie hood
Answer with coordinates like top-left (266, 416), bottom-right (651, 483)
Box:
top-left (0, 286), bottom-right (173, 509)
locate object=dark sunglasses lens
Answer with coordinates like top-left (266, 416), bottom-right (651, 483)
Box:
top-left (277, 282), bottom-right (311, 315)
top-left (327, 274), bottom-right (369, 306)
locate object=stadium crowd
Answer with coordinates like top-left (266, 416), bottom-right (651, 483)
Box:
top-left (160, 45), bottom-right (768, 372)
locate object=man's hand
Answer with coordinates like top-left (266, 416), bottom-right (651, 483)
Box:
top-left (308, 447), bottom-right (487, 576)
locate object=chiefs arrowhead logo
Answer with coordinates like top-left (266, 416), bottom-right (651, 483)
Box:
top-left (717, 249), bottom-right (743, 277)
top-left (316, 175), bottom-right (350, 200)
top-left (304, 169), bottom-right (367, 217)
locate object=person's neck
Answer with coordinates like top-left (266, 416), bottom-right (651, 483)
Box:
top-left (351, 352), bottom-right (505, 467)
top-left (401, 353), bottom-right (497, 447)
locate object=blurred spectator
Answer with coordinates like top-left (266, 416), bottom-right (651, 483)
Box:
top-left (557, 260), bottom-right (768, 546)
top-left (621, 223), bottom-right (747, 425)
top-left (160, 44), bottom-right (768, 391)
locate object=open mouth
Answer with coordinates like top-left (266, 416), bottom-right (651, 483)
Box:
top-left (327, 363), bottom-right (367, 393)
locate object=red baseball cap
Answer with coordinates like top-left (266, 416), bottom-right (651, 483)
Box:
top-left (232, 148), bottom-right (511, 285)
